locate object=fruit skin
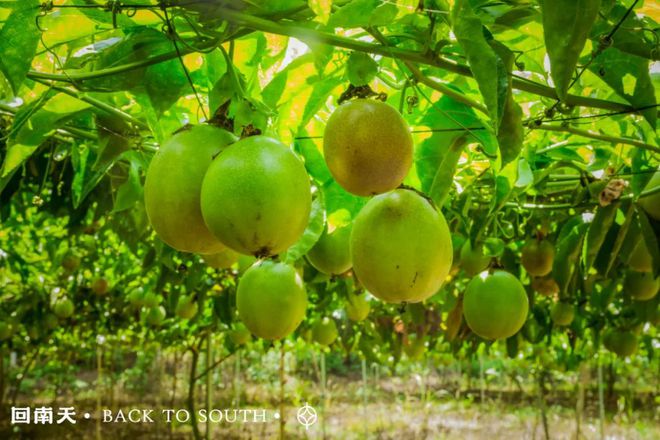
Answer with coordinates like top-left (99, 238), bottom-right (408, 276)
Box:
top-left (91, 278), bottom-right (109, 296)
top-left (460, 241), bottom-right (490, 277)
top-left (603, 329), bottom-right (638, 358)
top-left (312, 317), bottom-right (338, 346)
top-left (351, 189), bottom-right (452, 303)
top-left (639, 171), bottom-right (660, 220)
top-left (628, 240), bottom-right (653, 273)
top-left (521, 239), bottom-right (555, 277)
top-left (0, 322), bottom-right (14, 341)
top-left (144, 125), bottom-right (237, 254)
top-left (346, 293), bottom-right (370, 322)
top-left (463, 271), bottom-right (529, 340)
top-left (61, 254), bottom-right (81, 272)
top-left (624, 271), bottom-right (659, 301)
top-left (229, 323), bottom-right (251, 346)
top-left (175, 295), bottom-right (198, 320)
top-left (531, 276), bottom-right (559, 297)
top-left (201, 136), bottom-right (312, 257)
top-left (306, 223), bottom-right (352, 275)
top-left (54, 298), bottom-right (74, 319)
top-left (323, 99), bottom-right (413, 196)
top-left (236, 261), bottom-right (307, 340)
top-left (203, 247), bottom-right (240, 269)
top-left (551, 302), bottom-right (575, 326)
top-left (404, 334), bottom-right (426, 360)
top-left (143, 306), bottom-right (166, 327)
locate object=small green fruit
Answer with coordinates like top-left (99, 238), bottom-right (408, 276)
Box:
top-left (312, 317), bottom-right (338, 346)
top-left (624, 271), bottom-right (659, 301)
top-left (521, 239), bottom-right (555, 277)
top-left (175, 295), bottom-right (198, 320)
top-left (459, 241), bottom-right (490, 277)
top-left (550, 302), bottom-right (575, 326)
top-left (54, 298), bottom-right (74, 319)
top-left (346, 293), bottom-right (370, 322)
top-left (237, 261), bottom-right (307, 340)
top-left (306, 223), bottom-right (352, 275)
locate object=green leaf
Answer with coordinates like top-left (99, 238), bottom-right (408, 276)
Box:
top-left (346, 52), bottom-right (378, 86)
top-left (309, 0), bottom-right (332, 24)
top-left (452, 0), bottom-right (508, 128)
top-left (638, 209), bottom-right (660, 278)
top-left (415, 90), bottom-right (497, 193)
top-left (553, 222), bottom-right (588, 294)
top-left (428, 135), bottom-right (467, 207)
top-left (112, 157), bottom-right (143, 213)
top-left (70, 0), bottom-right (135, 27)
top-left (328, 0), bottom-right (395, 28)
top-left (539, 0), bottom-right (601, 101)
top-left (583, 203), bottom-right (618, 272)
top-left (0, 0), bottom-right (40, 94)
top-left (590, 4), bottom-right (659, 61)
top-left (2, 93), bottom-right (92, 177)
top-left (282, 194), bottom-right (325, 264)
top-left (588, 47), bottom-right (656, 128)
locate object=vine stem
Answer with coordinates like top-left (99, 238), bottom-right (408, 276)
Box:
top-left (212, 7), bottom-right (640, 114)
top-left (534, 124), bottom-right (660, 154)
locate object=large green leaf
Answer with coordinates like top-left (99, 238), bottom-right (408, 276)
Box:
top-left (0, 0), bottom-right (40, 94)
top-left (588, 47), bottom-right (656, 128)
top-left (415, 91), bottom-right (497, 193)
top-left (452, 0), bottom-right (508, 128)
top-left (1, 93), bottom-right (92, 178)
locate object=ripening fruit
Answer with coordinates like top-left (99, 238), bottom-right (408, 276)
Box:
top-left (551, 302), bottom-right (575, 326)
top-left (632, 298), bottom-right (660, 325)
top-left (229, 323), bottom-right (251, 346)
top-left (203, 247), bottom-right (240, 269)
top-left (603, 329), bottom-right (638, 358)
top-left (307, 223), bottom-right (352, 275)
top-left (531, 276), bottom-right (559, 297)
top-left (127, 287), bottom-right (145, 307)
top-left (312, 317), bottom-right (338, 346)
top-left (351, 189), bottom-right (452, 303)
top-left (91, 278), bottom-right (109, 296)
top-left (624, 271), bottom-right (659, 301)
top-left (459, 241), bottom-right (490, 277)
top-left (237, 261), bottom-right (307, 340)
top-left (628, 240), bottom-right (653, 273)
top-left (43, 313), bottom-right (58, 330)
top-left (521, 239), bottom-right (555, 276)
top-left (54, 298), bottom-right (74, 319)
top-left (323, 99), bottom-right (413, 196)
top-left (0, 322), bottom-right (14, 341)
top-left (175, 295), bottom-right (198, 320)
top-left (143, 306), bottom-right (166, 327)
top-left (144, 125), bottom-right (237, 254)
top-left (638, 171), bottom-right (660, 220)
top-left (201, 136), bottom-right (312, 257)
top-left (345, 293), bottom-right (370, 322)
top-left (404, 334), bottom-right (426, 360)
top-left (61, 254), bottom-right (81, 272)
top-left (463, 271), bottom-right (529, 340)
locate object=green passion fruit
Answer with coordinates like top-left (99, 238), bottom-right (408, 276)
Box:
top-left (236, 261), bottom-right (307, 340)
top-left (175, 295), bottom-right (198, 320)
top-left (521, 239), bottom-right (555, 277)
top-left (229, 323), bottom-right (251, 346)
top-left (306, 223), bottom-right (352, 275)
top-left (550, 302), bottom-right (575, 326)
top-left (531, 276), bottom-right (559, 297)
top-left (638, 171), bottom-right (660, 220)
top-left (91, 278), bottom-right (109, 296)
top-left (201, 136), bottom-right (312, 257)
top-left (0, 322), bottom-right (14, 341)
top-left (144, 125), bottom-right (237, 254)
top-left (143, 306), bottom-right (166, 327)
top-left (323, 99), bottom-right (413, 196)
top-left (603, 329), bottom-right (638, 358)
top-left (54, 298), bottom-right (74, 319)
top-left (463, 271), bottom-right (529, 340)
top-left (459, 241), bottom-right (491, 277)
top-left (203, 247), bottom-right (240, 270)
top-left (345, 293), bottom-right (370, 322)
top-left (624, 271), bottom-right (659, 301)
top-left (404, 334), bottom-right (426, 360)
top-left (312, 317), bottom-right (339, 346)
top-left (628, 240), bottom-right (653, 273)
top-left (350, 189), bottom-right (452, 303)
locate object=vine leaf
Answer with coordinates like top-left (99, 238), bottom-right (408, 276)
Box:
top-left (0, 0), bottom-right (40, 95)
top-left (415, 90), bottom-right (498, 194)
top-left (452, 0), bottom-right (508, 130)
top-left (539, 0), bottom-right (601, 101)
top-left (282, 194), bottom-right (325, 264)
top-left (588, 47), bottom-right (656, 129)
top-left (1, 93), bottom-right (92, 178)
